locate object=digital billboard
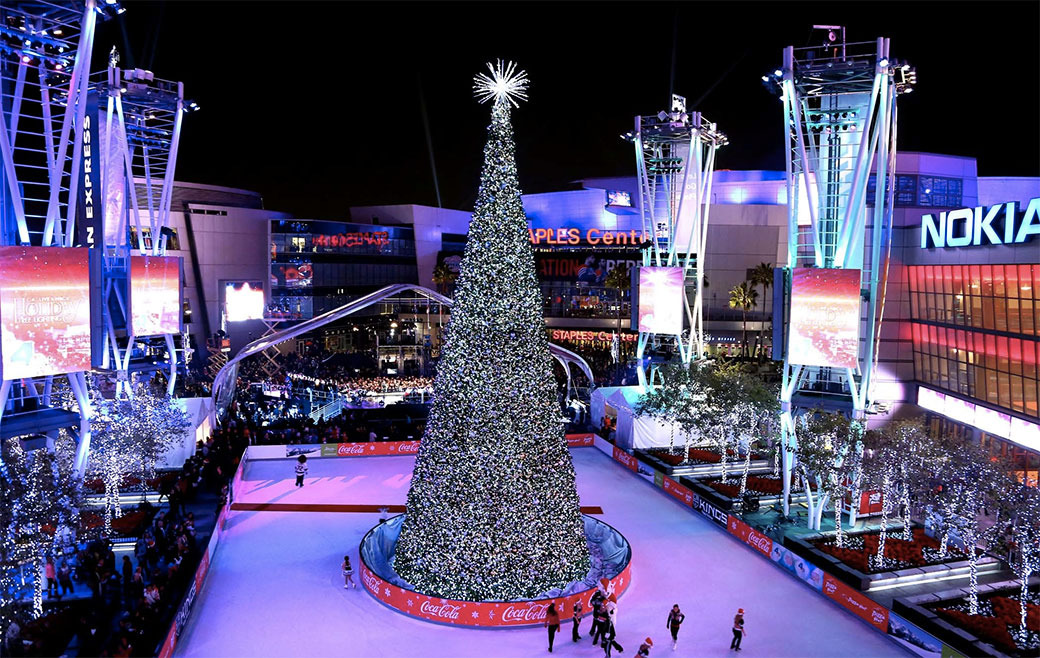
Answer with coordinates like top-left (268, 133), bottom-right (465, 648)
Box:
top-left (224, 281), bottom-right (265, 322)
top-left (130, 255), bottom-right (182, 336)
top-left (788, 268), bottom-right (861, 369)
top-left (0, 247), bottom-right (93, 379)
top-left (270, 262), bottom-right (312, 288)
top-left (637, 266), bottom-right (684, 335)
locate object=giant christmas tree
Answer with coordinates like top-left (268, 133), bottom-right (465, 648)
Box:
top-left (394, 62), bottom-right (591, 601)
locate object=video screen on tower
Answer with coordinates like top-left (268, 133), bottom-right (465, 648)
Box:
top-left (788, 267), bottom-right (861, 369)
top-left (0, 247), bottom-right (93, 379)
top-left (130, 255), bottom-right (182, 336)
top-left (637, 266), bottom-right (684, 335)
top-left (224, 281), bottom-right (265, 322)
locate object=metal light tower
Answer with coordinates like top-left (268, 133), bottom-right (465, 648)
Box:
top-left (89, 53), bottom-right (194, 398)
top-left (767, 26), bottom-right (916, 515)
top-left (0, 0), bottom-right (121, 475)
top-left (624, 94), bottom-right (727, 387)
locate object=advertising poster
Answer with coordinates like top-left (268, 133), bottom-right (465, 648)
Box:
top-left (536, 252), bottom-right (640, 284)
top-left (822, 573), bottom-right (889, 631)
top-left (637, 266), bottom-right (684, 335)
top-left (887, 611), bottom-right (944, 658)
top-left (0, 247), bottom-right (93, 379)
top-left (98, 109), bottom-right (127, 248)
top-left (130, 255), bottom-right (182, 336)
top-left (788, 267), bottom-right (861, 368)
top-left (270, 262), bottom-right (313, 288)
top-left (224, 281), bottom-right (265, 322)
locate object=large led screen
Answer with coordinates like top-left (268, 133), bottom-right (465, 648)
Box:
top-left (788, 267), bottom-right (861, 369)
top-left (637, 266), bottom-right (684, 335)
top-left (224, 281), bottom-right (265, 322)
top-left (0, 247), bottom-right (92, 379)
top-left (130, 255), bottom-right (182, 336)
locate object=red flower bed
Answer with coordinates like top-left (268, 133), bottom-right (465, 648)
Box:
top-left (991, 596), bottom-right (1040, 632)
top-left (687, 448), bottom-right (722, 463)
top-left (813, 527), bottom-right (962, 574)
top-left (707, 481), bottom-right (741, 497)
top-left (82, 474), bottom-right (165, 494)
top-left (935, 608), bottom-right (1018, 653)
top-left (931, 590), bottom-right (1040, 655)
top-left (705, 475), bottom-right (787, 499)
top-left (79, 509), bottom-right (151, 536)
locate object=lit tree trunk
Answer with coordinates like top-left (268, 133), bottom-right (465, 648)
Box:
top-left (719, 431), bottom-right (730, 483)
top-left (901, 487), bottom-right (912, 541)
top-left (738, 447), bottom-right (752, 501)
top-left (1019, 563), bottom-right (1033, 632)
top-left (966, 525), bottom-right (980, 615)
top-left (668, 423), bottom-right (677, 455)
top-left (814, 488), bottom-right (831, 532)
top-left (877, 475), bottom-right (890, 570)
top-left (31, 545), bottom-right (43, 618)
top-left (773, 444), bottom-right (779, 478)
top-left (834, 490), bottom-right (844, 548)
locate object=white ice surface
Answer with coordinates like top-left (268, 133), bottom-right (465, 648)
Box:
top-left (175, 449), bottom-right (904, 658)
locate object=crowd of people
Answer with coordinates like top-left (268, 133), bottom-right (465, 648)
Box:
top-left (226, 397), bottom-right (427, 446)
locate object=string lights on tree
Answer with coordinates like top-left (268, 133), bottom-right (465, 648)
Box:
top-left (394, 61), bottom-right (590, 601)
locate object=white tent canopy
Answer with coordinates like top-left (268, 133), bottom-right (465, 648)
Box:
top-left (591, 385), bottom-right (681, 451)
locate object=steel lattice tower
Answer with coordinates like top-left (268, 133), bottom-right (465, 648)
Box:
top-left (767, 27), bottom-right (916, 516)
top-left (624, 95), bottom-right (727, 387)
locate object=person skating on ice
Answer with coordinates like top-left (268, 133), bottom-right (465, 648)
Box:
top-left (341, 555), bottom-right (355, 589)
top-left (602, 614), bottom-right (623, 658)
top-left (545, 602), bottom-right (560, 653)
top-left (730, 608), bottom-right (746, 651)
top-left (665, 604), bottom-right (684, 650)
top-left (635, 637), bottom-right (654, 657)
top-left (294, 454), bottom-right (308, 487)
top-left (572, 599), bottom-right (584, 642)
top-left (590, 585), bottom-right (607, 641)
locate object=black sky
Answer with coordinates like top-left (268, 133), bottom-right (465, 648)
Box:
top-left (96, 1), bottom-right (1040, 219)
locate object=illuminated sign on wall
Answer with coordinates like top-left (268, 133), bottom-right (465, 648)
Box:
top-left (0, 247), bottom-right (93, 379)
top-left (607, 190), bottom-right (632, 207)
top-left (637, 266), bottom-right (684, 335)
top-left (528, 228), bottom-right (649, 246)
top-left (917, 385), bottom-right (1040, 452)
top-left (312, 232), bottom-right (390, 248)
top-left (921, 197), bottom-right (1039, 248)
top-left (788, 268), bottom-right (861, 369)
top-left (550, 330), bottom-right (638, 344)
top-left (224, 282), bottom-right (265, 322)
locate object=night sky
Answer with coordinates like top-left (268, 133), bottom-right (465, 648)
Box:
top-left (97, 2), bottom-right (1039, 219)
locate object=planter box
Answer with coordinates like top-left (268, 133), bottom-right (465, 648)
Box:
top-left (635, 449), bottom-right (770, 478)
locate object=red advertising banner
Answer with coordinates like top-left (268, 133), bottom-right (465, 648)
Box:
top-left (612, 446), bottom-right (639, 472)
top-left (319, 441), bottom-right (422, 457)
top-left (858, 490), bottom-right (884, 516)
top-left (359, 557), bottom-right (632, 627)
top-left (0, 246), bottom-right (92, 379)
top-left (726, 516), bottom-right (774, 559)
top-left (662, 476), bottom-right (694, 507)
top-left (566, 433), bottom-right (596, 447)
top-left (157, 625), bottom-right (176, 658)
top-left (788, 267), bottom-right (861, 369)
top-left (822, 573), bottom-right (889, 631)
top-left (130, 255), bottom-right (181, 336)
top-left (194, 549), bottom-right (210, 592)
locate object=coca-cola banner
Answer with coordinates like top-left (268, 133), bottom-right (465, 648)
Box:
top-left (611, 446), bottom-right (639, 473)
top-left (661, 476), bottom-right (694, 507)
top-left (318, 441), bottom-right (422, 458)
top-left (726, 516), bottom-right (774, 559)
top-left (822, 573), bottom-right (890, 631)
top-left (359, 558), bottom-right (632, 628)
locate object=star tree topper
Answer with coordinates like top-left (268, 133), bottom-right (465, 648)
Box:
top-left (473, 60), bottom-right (529, 107)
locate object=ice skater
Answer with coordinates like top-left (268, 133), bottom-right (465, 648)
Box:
top-left (590, 587), bottom-right (607, 641)
top-left (592, 597), bottom-right (609, 646)
top-left (295, 454), bottom-right (308, 487)
top-left (572, 599), bottom-right (583, 642)
top-left (730, 609), bottom-right (746, 651)
top-left (545, 602), bottom-right (560, 653)
top-left (602, 617), bottom-right (623, 658)
top-left (636, 637), bottom-right (654, 657)
top-left (665, 604), bottom-right (684, 650)
top-left (341, 555), bottom-right (356, 589)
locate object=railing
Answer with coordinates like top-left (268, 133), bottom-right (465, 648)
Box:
top-left (309, 398), bottom-right (344, 422)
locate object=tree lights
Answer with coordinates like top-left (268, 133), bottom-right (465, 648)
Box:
top-left (393, 62), bottom-right (590, 601)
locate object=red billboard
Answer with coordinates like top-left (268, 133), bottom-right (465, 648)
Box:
top-left (0, 247), bottom-right (93, 379)
top-left (788, 268), bottom-right (861, 368)
top-left (822, 573), bottom-right (889, 631)
top-left (130, 255), bottom-right (182, 336)
top-left (637, 266), bottom-right (684, 335)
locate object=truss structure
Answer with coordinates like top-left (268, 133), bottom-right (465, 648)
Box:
top-left (624, 95), bottom-right (727, 387)
top-left (769, 28), bottom-right (916, 515)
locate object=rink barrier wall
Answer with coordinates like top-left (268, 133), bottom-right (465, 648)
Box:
top-left (358, 515), bottom-right (633, 628)
top-left (594, 438), bottom-right (965, 658)
top-left (157, 450), bottom-right (245, 658)
top-left (244, 433), bottom-right (598, 461)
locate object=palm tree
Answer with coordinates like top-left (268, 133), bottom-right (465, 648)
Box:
top-left (750, 263), bottom-right (774, 361)
top-left (432, 263), bottom-right (457, 295)
top-left (729, 282), bottom-right (758, 359)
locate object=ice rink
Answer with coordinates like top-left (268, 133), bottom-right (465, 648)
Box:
top-left (175, 448), bottom-right (905, 657)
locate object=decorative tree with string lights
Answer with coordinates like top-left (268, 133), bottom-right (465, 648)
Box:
top-left (1007, 484), bottom-right (1040, 638)
top-left (394, 62), bottom-right (590, 601)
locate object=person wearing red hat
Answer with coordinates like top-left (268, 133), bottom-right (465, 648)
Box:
top-left (731, 609), bottom-right (746, 651)
top-left (636, 637), bottom-right (654, 656)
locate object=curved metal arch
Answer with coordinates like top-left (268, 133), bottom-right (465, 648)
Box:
top-left (211, 283), bottom-right (595, 417)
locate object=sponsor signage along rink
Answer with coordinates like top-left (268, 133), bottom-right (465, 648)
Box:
top-left (359, 554), bottom-right (632, 627)
top-left (308, 435), bottom-right (595, 459)
top-left (822, 573), bottom-right (889, 631)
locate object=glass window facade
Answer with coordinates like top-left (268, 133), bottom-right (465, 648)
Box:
top-left (867, 174), bottom-right (963, 208)
top-left (908, 264), bottom-right (1040, 419)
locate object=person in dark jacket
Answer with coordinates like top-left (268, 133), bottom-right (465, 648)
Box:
top-left (666, 604), bottom-right (685, 650)
top-left (545, 602), bottom-right (560, 653)
top-left (592, 601), bottom-right (609, 646)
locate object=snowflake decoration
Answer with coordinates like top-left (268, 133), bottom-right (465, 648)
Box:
top-left (384, 587), bottom-right (391, 596)
top-left (488, 610), bottom-right (496, 619)
top-left (407, 599), bottom-right (414, 607)
top-left (472, 611), bottom-right (479, 619)
top-left (473, 60), bottom-right (529, 108)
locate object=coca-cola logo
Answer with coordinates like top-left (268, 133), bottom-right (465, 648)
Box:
top-left (420, 601), bottom-right (462, 620)
top-left (747, 531), bottom-right (772, 554)
top-left (613, 448), bottom-right (637, 470)
top-left (397, 442), bottom-right (420, 454)
top-left (337, 443), bottom-right (366, 456)
top-left (501, 602), bottom-right (549, 623)
top-left (361, 567), bottom-right (381, 592)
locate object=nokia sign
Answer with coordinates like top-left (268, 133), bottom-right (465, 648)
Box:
top-left (921, 197), bottom-right (1039, 249)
